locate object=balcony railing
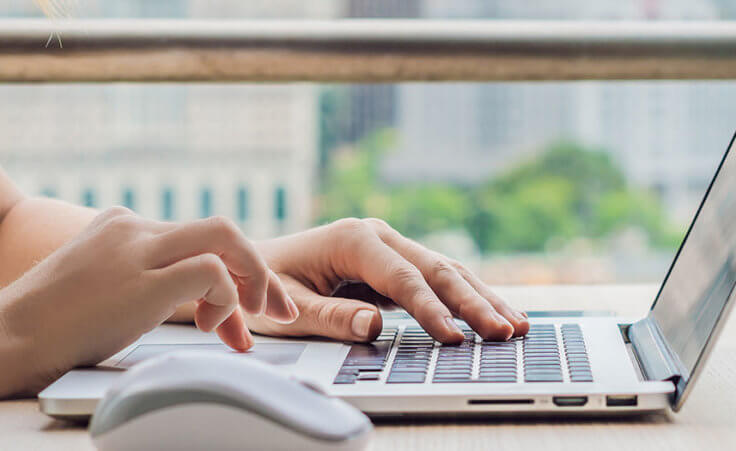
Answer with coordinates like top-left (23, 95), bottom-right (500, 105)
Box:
top-left (2, 19), bottom-right (736, 82)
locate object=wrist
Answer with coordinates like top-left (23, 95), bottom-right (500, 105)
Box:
top-left (0, 284), bottom-right (63, 398)
top-left (0, 306), bottom-right (37, 398)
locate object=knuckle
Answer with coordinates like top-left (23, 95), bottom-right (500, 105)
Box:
top-left (429, 259), bottom-right (457, 282)
top-left (332, 218), bottom-right (375, 252)
top-left (103, 205), bottom-right (134, 218)
top-left (198, 253), bottom-right (227, 280)
top-left (448, 259), bottom-right (472, 279)
top-left (100, 213), bottom-right (140, 234)
top-left (363, 217), bottom-right (391, 233)
top-left (313, 301), bottom-right (342, 331)
top-left (392, 264), bottom-right (422, 285)
top-left (386, 264), bottom-right (425, 299)
top-left (333, 217), bottom-right (371, 236)
top-left (208, 215), bottom-right (240, 238)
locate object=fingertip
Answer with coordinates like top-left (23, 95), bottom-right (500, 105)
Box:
top-left (436, 317), bottom-right (465, 344)
top-left (262, 273), bottom-right (299, 324)
top-left (194, 314), bottom-right (214, 333)
top-left (477, 315), bottom-right (514, 342)
top-left (238, 282), bottom-right (267, 316)
top-left (215, 307), bottom-right (254, 351)
top-left (350, 309), bottom-right (382, 342)
top-left (500, 318), bottom-right (515, 341)
top-left (511, 318), bottom-right (531, 337)
top-left (239, 329), bottom-right (255, 352)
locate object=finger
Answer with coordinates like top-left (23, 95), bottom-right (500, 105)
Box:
top-left (450, 262), bottom-right (530, 338)
top-left (333, 220), bottom-right (463, 343)
top-left (259, 270), bottom-right (298, 324)
top-left (145, 216), bottom-right (270, 316)
top-left (88, 206), bottom-right (135, 229)
top-left (367, 220), bottom-right (513, 341)
top-left (146, 253), bottom-right (239, 332)
top-left (247, 275), bottom-right (383, 342)
top-left (215, 307), bottom-right (254, 352)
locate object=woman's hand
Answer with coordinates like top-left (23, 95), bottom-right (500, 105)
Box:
top-left (246, 218), bottom-right (529, 344)
top-left (0, 207), bottom-right (296, 397)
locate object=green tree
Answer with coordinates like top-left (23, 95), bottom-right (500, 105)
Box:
top-left (318, 135), bottom-right (678, 255)
top-left (318, 129), bottom-right (470, 238)
top-left (467, 142), bottom-right (677, 252)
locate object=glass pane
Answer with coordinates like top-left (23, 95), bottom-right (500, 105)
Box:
top-left (3, 1), bottom-right (734, 20)
top-left (2, 0), bottom-right (733, 285)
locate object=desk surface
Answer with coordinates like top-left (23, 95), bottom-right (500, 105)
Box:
top-left (3, 284), bottom-right (736, 451)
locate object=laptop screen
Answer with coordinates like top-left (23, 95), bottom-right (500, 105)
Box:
top-left (650, 133), bottom-right (736, 404)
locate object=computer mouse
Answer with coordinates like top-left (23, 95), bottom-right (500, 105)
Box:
top-left (89, 351), bottom-right (373, 451)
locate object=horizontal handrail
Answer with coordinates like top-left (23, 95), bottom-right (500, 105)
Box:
top-left (2, 19), bottom-right (736, 82)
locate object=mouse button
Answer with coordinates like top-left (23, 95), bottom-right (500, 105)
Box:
top-left (219, 368), bottom-right (371, 442)
top-left (90, 384), bottom-right (245, 438)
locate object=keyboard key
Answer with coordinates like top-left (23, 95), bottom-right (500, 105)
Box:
top-left (357, 373), bottom-right (381, 381)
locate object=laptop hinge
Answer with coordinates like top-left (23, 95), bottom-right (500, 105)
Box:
top-left (628, 317), bottom-right (683, 395)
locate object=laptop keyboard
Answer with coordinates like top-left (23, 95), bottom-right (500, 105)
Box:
top-left (333, 323), bottom-right (592, 385)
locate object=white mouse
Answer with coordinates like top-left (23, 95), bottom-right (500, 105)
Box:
top-left (89, 351), bottom-right (373, 451)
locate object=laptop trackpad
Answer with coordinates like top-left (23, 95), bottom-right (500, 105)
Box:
top-left (115, 343), bottom-right (307, 369)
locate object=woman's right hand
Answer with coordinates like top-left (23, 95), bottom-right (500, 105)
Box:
top-left (0, 207), bottom-right (297, 397)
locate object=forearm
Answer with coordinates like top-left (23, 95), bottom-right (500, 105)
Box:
top-left (0, 197), bottom-right (97, 287)
top-left (0, 197), bottom-right (97, 396)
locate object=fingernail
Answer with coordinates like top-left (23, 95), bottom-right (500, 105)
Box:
top-left (286, 296), bottom-right (299, 321)
top-left (241, 332), bottom-right (254, 351)
top-left (491, 313), bottom-right (514, 340)
top-left (444, 317), bottom-right (463, 336)
top-left (270, 297), bottom-right (300, 325)
top-left (351, 310), bottom-right (375, 340)
top-left (513, 310), bottom-right (527, 322)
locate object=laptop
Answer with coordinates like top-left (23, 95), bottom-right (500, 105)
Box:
top-left (40, 131), bottom-right (736, 419)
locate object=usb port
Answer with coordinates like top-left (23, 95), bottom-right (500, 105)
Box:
top-left (606, 395), bottom-right (638, 407)
top-left (553, 396), bottom-right (588, 407)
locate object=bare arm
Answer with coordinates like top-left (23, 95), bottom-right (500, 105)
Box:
top-left (0, 173), bottom-right (210, 324)
top-left (0, 169), bottom-right (97, 287)
top-left (0, 170), bottom-right (295, 397)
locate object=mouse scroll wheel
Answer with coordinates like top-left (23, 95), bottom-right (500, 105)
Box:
top-left (295, 377), bottom-right (329, 396)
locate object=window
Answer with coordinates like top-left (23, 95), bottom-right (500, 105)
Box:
top-left (122, 188), bottom-right (136, 211)
top-left (162, 187), bottom-right (175, 220)
top-left (4, 1), bottom-right (730, 284)
top-left (275, 187), bottom-right (287, 222)
top-left (81, 188), bottom-right (96, 208)
top-left (40, 187), bottom-right (57, 198)
top-left (237, 186), bottom-right (249, 222)
top-left (200, 187), bottom-right (212, 218)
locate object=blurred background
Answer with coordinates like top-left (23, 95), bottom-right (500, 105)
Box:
top-left (2, 0), bottom-right (735, 284)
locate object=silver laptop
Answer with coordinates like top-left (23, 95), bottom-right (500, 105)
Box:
top-left (40, 132), bottom-right (736, 419)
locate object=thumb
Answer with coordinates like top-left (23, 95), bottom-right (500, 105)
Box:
top-left (303, 294), bottom-right (383, 342)
top-left (247, 276), bottom-right (383, 342)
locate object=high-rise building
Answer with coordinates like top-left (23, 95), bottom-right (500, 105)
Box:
top-left (0, 1), bottom-right (332, 238)
top-left (328, 0), bottom-right (422, 146)
top-left (383, 0), bottom-right (728, 224)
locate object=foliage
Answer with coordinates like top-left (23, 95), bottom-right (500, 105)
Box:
top-left (317, 132), bottom-right (680, 254)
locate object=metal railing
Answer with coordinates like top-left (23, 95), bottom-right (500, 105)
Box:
top-left (2, 19), bottom-right (736, 82)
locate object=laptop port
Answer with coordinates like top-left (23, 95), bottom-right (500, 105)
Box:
top-left (553, 396), bottom-right (588, 407)
top-left (606, 395), bottom-right (638, 407)
top-left (468, 399), bottom-right (534, 405)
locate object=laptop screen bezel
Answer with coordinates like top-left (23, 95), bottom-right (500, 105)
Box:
top-left (648, 130), bottom-right (736, 411)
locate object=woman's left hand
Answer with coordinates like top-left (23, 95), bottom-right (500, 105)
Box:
top-left (245, 218), bottom-right (530, 343)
